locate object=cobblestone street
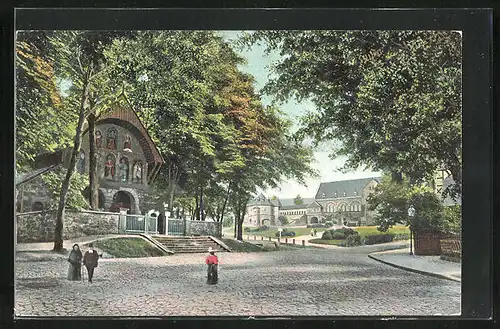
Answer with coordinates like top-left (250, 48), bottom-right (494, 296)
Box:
top-left (15, 248), bottom-right (461, 317)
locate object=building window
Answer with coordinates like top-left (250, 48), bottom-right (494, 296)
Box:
top-left (343, 191), bottom-right (347, 197)
top-left (334, 192), bottom-right (338, 198)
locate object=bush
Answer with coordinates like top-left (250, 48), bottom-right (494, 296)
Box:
top-left (331, 231), bottom-right (346, 240)
top-left (364, 233), bottom-right (395, 245)
top-left (344, 234), bottom-right (362, 247)
top-left (321, 230), bottom-right (333, 240)
top-left (338, 227), bottom-right (358, 237)
top-left (275, 229), bottom-right (296, 237)
top-left (259, 225), bottom-right (270, 231)
top-left (324, 221), bottom-right (334, 228)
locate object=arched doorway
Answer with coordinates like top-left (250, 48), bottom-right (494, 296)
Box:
top-left (261, 218), bottom-right (270, 227)
top-left (111, 191), bottom-right (134, 213)
top-left (310, 217), bottom-right (319, 224)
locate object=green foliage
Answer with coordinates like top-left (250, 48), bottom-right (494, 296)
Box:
top-left (442, 205), bottom-right (461, 234)
top-left (294, 195), bottom-right (304, 205)
top-left (331, 231), bottom-right (346, 240)
top-left (367, 174), bottom-right (412, 231)
top-left (15, 31), bottom-right (76, 169)
top-left (40, 167), bottom-right (89, 210)
top-left (278, 215), bottom-right (289, 225)
top-left (364, 234), bottom-right (395, 245)
top-left (241, 30), bottom-right (462, 198)
top-left (222, 216), bottom-right (234, 228)
top-left (321, 230), bottom-right (333, 240)
top-left (344, 234), bottom-right (362, 247)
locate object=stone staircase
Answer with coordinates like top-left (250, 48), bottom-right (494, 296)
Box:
top-left (150, 236), bottom-right (230, 254)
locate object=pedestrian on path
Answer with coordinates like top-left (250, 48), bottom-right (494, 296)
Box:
top-left (314, 228), bottom-right (317, 236)
top-left (83, 243), bottom-right (101, 283)
top-left (67, 244), bottom-right (82, 281)
top-left (311, 229), bottom-right (314, 236)
top-left (205, 247), bottom-right (219, 285)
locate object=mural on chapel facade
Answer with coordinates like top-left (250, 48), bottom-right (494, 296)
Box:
top-left (23, 103), bottom-right (164, 215)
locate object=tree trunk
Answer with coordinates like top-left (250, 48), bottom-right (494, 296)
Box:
top-left (88, 113), bottom-right (99, 209)
top-left (200, 186), bottom-right (205, 221)
top-left (237, 212), bottom-right (244, 241)
top-left (53, 79), bottom-right (89, 252)
top-left (220, 182), bottom-right (232, 226)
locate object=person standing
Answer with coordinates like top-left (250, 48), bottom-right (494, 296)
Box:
top-left (67, 244), bottom-right (83, 281)
top-left (83, 243), bottom-right (101, 283)
top-left (205, 247), bottom-right (219, 285)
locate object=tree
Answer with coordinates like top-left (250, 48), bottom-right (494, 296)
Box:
top-left (367, 174), bottom-right (446, 233)
top-left (15, 31), bottom-right (75, 171)
top-left (241, 31), bottom-right (462, 199)
top-left (47, 31), bottom-right (123, 251)
top-left (294, 195), bottom-right (304, 205)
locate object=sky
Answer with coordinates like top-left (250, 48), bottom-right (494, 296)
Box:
top-left (221, 31), bottom-right (381, 200)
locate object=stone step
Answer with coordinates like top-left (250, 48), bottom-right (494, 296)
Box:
top-left (149, 235), bottom-right (229, 254)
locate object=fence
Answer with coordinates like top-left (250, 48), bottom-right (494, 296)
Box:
top-left (244, 234), bottom-right (307, 247)
top-left (120, 214), bottom-right (158, 234)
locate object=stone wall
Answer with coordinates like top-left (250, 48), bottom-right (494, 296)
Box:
top-left (414, 231), bottom-right (455, 256)
top-left (440, 239), bottom-right (461, 260)
top-left (186, 220), bottom-right (221, 237)
top-left (16, 210), bottom-right (120, 243)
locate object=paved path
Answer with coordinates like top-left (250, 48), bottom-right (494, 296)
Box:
top-left (15, 247), bottom-right (460, 317)
top-left (369, 249), bottom-right (461, 282)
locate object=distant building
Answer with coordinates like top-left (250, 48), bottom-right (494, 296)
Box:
top-left (433, 170), bottom-right (461, 206)
top-left (245, 177), bottom-right (381, 227)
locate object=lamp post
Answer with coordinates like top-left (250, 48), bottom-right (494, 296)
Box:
top-left (407, 205), bottom-right (416, 255)
top-left (277, 227), bottom-right (283, 241)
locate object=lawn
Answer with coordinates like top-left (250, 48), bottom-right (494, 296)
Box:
top-left (308, 225), bottom-right (410, 246)
top-left (308, 239), bottom-right (344, 246)
top-left (354, 225), bottom-right (410, 237)
top-left (92, 237), bottom-right (167, 258)
top-left (221, 239), bottom-right (266, 252)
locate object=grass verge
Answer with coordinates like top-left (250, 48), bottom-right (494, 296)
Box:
top-left (221, 239), bottom-right (265, 252)
top-left (308, 238), bottom-right (344, 246)
top-left (92, 237), bottom-right (167, 258)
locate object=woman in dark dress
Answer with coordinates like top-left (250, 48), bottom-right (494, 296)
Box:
top-left (67, 244), bottom-right (83, 281)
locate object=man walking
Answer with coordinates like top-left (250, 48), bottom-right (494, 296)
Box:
top-left (83, 243), bottom-right (101, 283)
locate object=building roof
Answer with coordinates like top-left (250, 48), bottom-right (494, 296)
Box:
top-left (315, 177), bottom-right (381, 199)
top-left (248, 193), bottom-right (275, 207)
top-left (82, 94), bottom-right (164, 165)
top-left (279, 198), bottom-right (314, 210)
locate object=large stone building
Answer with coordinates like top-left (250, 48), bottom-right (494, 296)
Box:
top-left (19, 102), bottom-right (165, 215)
top-left (245, 177), bottom-right (381, 227)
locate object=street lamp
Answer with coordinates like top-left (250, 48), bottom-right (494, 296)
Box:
top-left (407, 205), bottom-right (416, 255)
top-left (277, 227), bottom-right (283, 241)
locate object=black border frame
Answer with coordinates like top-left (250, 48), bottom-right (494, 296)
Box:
top-left (1, 7), bottom-right (494, 329)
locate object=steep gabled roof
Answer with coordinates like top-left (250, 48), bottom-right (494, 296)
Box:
top-left (248, 193), bottom-right (274, 206)
top-left (82, 94), bottom-right (164, 165)
top-left (315, 177), bottom-right (381, 199)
